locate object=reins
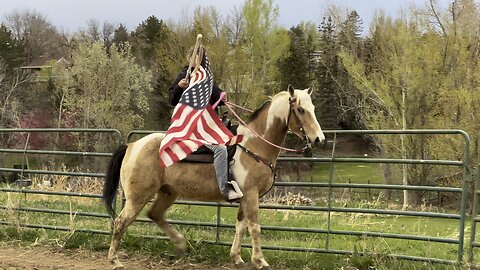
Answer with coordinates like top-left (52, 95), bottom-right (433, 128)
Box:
top-left (223, 100), bottom-right (308, 154)
top-left (225, 101), bottom-right (253, 113)
top-left (225, 96), bottom-right (312, 199)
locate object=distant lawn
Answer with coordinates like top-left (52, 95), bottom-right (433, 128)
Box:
top-left (306, 162), bottom-right (387, 184)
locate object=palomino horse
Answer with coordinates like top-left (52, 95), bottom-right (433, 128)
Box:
top-left (103, 86), bottom-right (325, 269)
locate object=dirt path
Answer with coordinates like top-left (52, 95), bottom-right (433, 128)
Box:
top-left (0, 243), bottom-right (234, 270)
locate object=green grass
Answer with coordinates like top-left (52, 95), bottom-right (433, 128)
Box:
top-left (307, 162), bottom-right (386, 184)
top-left (0, 156), bottom-right (476, 270)
top-left (0, 190), bottom-right (472, 269)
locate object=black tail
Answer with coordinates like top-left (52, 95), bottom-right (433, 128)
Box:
top-left (103, 144), bottom-right (128, 219)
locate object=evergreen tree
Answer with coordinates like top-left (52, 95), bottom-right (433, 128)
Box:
top-left (336, 10), bottom-right (365, 129)
top-left (277, 25), bottom-right (311, 90)
top-left (131, 16), bottom-right (177, 130)
top-left (0, 24), bottom-right (25, 72)
top-left (112, 24), bottom-right (130, 46)
top-left (316, 16), bottom-right (340, 129)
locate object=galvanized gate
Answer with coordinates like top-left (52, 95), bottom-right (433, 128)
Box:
top-left (0, 128), bottom-right (478, 268)
top-left (469, 166), bottom-right (480, 266)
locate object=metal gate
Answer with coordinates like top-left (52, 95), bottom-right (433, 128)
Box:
top-left (469, 166), bottom-right (480, 267)
top-left (0, 128), bottom-right (478, 268)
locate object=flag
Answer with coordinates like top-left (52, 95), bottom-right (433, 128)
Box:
top-left (159, 53), bottom-right (237, 168)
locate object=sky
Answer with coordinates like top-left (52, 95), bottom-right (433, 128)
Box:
top-left (0, 0), bottom-right (450, 33)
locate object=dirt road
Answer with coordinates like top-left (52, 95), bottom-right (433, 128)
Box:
top-left (0, 243), bottom-right (234, 270)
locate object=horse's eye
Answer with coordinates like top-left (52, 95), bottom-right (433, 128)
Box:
top-left (297, 108), bottom-right (305, 113)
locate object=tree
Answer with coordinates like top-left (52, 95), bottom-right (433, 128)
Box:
top-left (316, 16), bottom-right (341, 129)
top-left (4, 9), bottom-right (62, 62)
top-left (131, 16), bottom-right (179, 130)
top-left (242, 0), bottom-right (289, 100)
top-left (112, 24), bottom-right (130, 46)
top-left (131, 16), bottom-right (170, 68)
top-left (56, 42), bottom-right (152, 137)
top-left (277, 25), bottom-right (313, 90)
top-left (0, 24), bottom-right (25, 73)
top-left (338, 14), bottom-right (449, 207)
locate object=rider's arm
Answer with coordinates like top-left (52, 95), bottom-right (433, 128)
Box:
top-left (169, 69), bottom-right (188, 106)
top-left (210, 83), bottom-right (225, 107)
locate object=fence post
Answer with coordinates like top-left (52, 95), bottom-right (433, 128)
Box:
top-left (325, 132), bottom-right (337, 250)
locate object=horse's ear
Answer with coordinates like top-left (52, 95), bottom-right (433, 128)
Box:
top-left (306, 87), bottom-right (314, 96)
top-left (288, 85), bottom-right (295, 97)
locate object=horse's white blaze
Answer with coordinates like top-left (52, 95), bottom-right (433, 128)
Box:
top-left (130, 133), bottom-right (165, 162)
top-left (298, 89), bottom-right (325, 143)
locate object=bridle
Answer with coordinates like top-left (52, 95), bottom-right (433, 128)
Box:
top-left (287, 96), bottom-right (312, 151)
top-left (224, 95), bottom-right (312, 174)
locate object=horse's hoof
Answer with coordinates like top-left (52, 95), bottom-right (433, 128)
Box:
top-left (175, 246), bottom-right (187, 257)
top-left (113, 266), bottom-right (125, 270)
top-left (234, 262), bottom-right (248, 269)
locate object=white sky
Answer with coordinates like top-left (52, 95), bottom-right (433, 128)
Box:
top-left (0, 0), bottom-right (450, 33)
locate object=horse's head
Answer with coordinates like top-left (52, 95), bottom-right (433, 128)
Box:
top-left (286, 85), bottom-right (326, 148)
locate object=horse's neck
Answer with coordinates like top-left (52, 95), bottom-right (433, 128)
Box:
top-left (241, 97), bottom-right (289, 162)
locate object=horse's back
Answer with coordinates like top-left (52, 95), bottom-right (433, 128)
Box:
top-left (121, 133), bottom-right (166, 188)
top-left (126, 132), bottom-right (165, 162)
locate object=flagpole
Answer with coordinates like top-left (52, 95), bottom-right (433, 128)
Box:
top-left (185, 34), bottom-right (203, 81)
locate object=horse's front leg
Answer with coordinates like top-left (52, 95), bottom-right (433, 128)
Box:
top-left (241, 190), bottom-right (270, 269)
top-left (230, 204), bottom-right (247, 266)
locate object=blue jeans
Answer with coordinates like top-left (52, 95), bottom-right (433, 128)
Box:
top-left (204, 144), bottom-right (229, 196)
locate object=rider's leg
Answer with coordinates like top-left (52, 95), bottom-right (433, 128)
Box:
top-left (204, 144), bottom-right (243, 200)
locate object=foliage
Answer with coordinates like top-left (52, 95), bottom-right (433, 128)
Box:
top-left (277, 24), bottom-right (317, 90)
top-left (56, 42), bottom-right (152, 136)
top-left (1, 0), bottom-right (480, 205)
top-left (4, 9), bottom-right (63, 62)
top-left (0, 24), bottom-right (25, 73)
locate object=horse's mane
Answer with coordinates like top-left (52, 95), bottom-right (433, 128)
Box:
top-left (246, 100), bottom-right (272, 123)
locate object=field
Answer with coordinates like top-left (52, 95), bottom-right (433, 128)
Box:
top-left (0, 139), bottom-right (476, 270)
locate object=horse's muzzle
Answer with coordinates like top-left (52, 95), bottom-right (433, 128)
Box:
top-left (312, 137), bottom-right (327, 149)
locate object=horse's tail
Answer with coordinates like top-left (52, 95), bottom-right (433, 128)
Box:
top-left (103, 144), bottom-right (128, 219)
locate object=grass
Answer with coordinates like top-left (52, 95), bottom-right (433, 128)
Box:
top-left (0, 190), bottom-right (471, 269)
top-left (307, 162), bottom-right (386, 184)
top-left (0, 160), bottom-right (476, 269)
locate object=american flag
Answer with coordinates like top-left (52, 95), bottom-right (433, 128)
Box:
top-left (159, 53), bottom-right (238, 168)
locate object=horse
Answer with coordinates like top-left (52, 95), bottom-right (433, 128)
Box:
top-left (103, 85), bottom-right (325, 269)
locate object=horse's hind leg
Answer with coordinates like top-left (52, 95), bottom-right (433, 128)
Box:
top-left (148, 190), bottom-right (186, 254)
top-left (230, 204), bottom-right (248, 266)
top-left (108, 198), bottom-right (151, 269)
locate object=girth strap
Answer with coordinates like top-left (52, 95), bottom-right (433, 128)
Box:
top-left (236, 144), bottom-right (275, 175)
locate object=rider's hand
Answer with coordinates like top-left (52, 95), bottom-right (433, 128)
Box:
top-left (221, 92), bottom-right (228, 102)
top-left (178, 79), bottom-right (189, 89)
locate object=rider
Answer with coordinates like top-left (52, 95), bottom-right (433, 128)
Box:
top-left (168, 46), bottom-right (243, 201)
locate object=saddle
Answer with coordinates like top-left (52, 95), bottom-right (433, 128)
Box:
top-left (182, 114), bottom-right (238, 164)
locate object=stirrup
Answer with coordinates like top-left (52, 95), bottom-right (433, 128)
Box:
top-left (228, 181), bottom-right (243, 197)
top-left (227, 190), bottom-right (243, 201)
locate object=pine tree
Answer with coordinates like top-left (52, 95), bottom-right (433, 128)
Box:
top-left (316, 16), bottom-right (340, 129)
top-left (277, 25), bottom-right (311, 90)
top-left (112, 24), bottom-right (129, 47)
top-left (0, 24), bottom-right (25, 72)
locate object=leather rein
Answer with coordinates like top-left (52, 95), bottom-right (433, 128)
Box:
top-left (224, 96), bottom-right (311, 175)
